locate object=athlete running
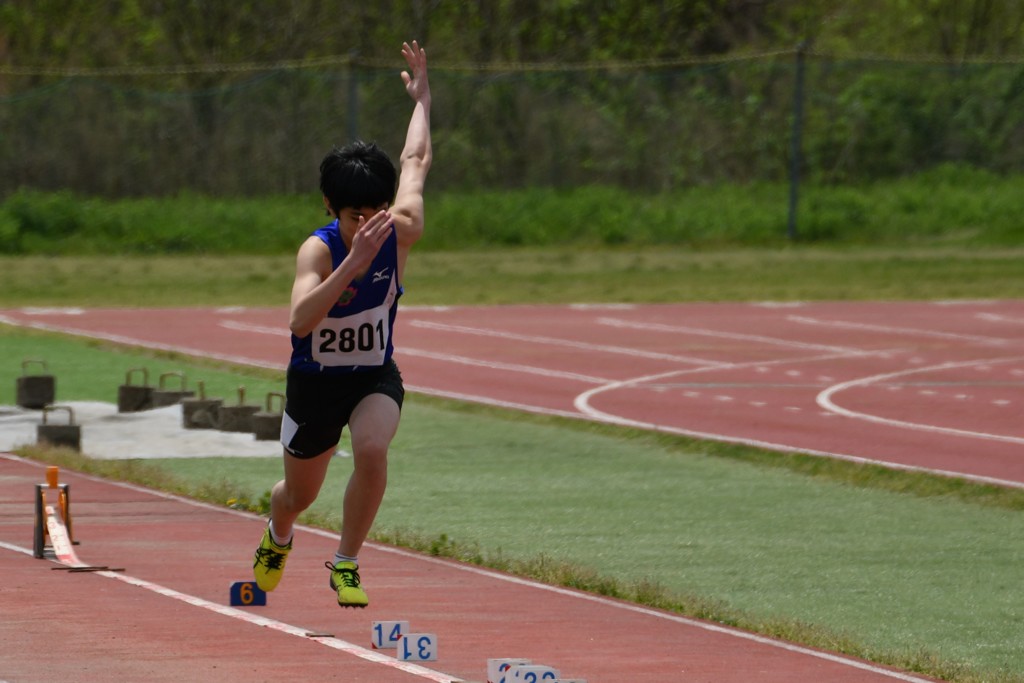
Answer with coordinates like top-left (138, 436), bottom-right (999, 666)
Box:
top-left (253, 39), bottom-right (432, 608)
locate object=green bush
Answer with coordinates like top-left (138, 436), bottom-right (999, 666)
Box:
top-left (2, 170), bottom-right (1022, 256)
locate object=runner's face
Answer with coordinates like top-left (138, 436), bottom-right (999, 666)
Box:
top-left (338, 204), bottom-right (389, 238)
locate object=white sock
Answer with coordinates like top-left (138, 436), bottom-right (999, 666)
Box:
top-left (268, 520), bottom-right (292, 547)
top-left (333, 552), bottom-right (358, 567)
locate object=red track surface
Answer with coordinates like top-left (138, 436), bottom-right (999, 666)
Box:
top-left (2, 301), bottom-right (1022, 485)
top-left (1, 300), bottom-right (1019, 681)
top-left (0, 455), bottom-right (940, 682)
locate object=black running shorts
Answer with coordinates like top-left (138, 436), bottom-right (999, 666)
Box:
top-left (279, 360), bottom-right (405, 458)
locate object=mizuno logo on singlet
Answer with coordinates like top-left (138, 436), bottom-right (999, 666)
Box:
top-left (372, 267), bottom-right (391, 283)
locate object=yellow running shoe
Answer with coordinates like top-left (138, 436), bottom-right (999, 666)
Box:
top-left (252, 526), bottom-right (291, 592)
top-left (326, 560), bottom-right (368, 608)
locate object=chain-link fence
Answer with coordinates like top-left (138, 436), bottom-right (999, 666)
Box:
top-left (3, 52), bottom-right (1024, 199)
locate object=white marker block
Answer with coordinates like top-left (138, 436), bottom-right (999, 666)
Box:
top-left (371, 620), bottom-right (410, 649)
top-left (397, 633), bottom-right (438, 661)
top-left (487, 658), bottom-right (532, 683)
top-left (507, 664), bottom-right (560, 682)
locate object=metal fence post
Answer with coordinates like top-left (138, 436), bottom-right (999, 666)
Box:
top-left (347, 50), bottom-right (360, 142)
top-left (787, 41), bottom-right (808, 241)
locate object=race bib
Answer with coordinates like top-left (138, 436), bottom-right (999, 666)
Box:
top-left (312, 302), bottom-right (391, 367)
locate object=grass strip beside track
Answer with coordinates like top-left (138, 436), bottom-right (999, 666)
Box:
top-left (3, 247), bottom-right (1024, 308)
top-left (3, 327), bottom-right (1023, 683)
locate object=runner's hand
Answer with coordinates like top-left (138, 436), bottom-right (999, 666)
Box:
top-left (346, 210), bottom-right (393, 271)
top-left (401, 41), bottom-right (429, 104)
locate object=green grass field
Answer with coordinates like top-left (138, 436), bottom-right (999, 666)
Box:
top-left (3, 312), bottom-right (1023, 683)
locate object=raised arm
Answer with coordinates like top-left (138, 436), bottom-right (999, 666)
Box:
top-left (289, 210), bottom-right (394, 338)
top-left (391, 40), bottom-right (432, 251)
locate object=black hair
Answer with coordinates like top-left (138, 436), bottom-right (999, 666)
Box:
top-left (319, 141), bottom-right (397, 213)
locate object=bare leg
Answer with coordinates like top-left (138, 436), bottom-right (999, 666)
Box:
top-left (269, 447), bottom-right (333, 541)
top-left (337, 393), bottom-right (400, 558)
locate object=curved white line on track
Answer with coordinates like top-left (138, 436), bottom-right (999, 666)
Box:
top-left (817, 356), bottom-right (1024, 445)
top-left (569, 361), bottom-right (1024, 489)
top-left (6, 312), bottom-right (1022, 487)
top-left (0, 454), bottom-right (943, 683)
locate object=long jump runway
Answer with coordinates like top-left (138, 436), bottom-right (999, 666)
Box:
top-left (1, 300), bottom-right (1022, 485)
top-left (0, 454), bottom-right (941, 682)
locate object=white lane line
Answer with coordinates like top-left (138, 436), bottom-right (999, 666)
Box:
top-left (931, 300), bottom-right (999, 305)
top-left (399, 348), bottom-right (612, 384)
top-left (368, 547), bottom-right (939, 683)
top-left (219, 320), bottom-right (288, 336)
top-left (597, 317), bottom-right (867, 355)
top-left (403, 305), bottom-right (456, 312)
top-left (568, 303), bottom-right (637, 310)
top-left (817, 356), bottom-right (1024, 445)
top-left (6, 313), bottom-right (1021, 487)
top-left (0, 492), bottom-right (459, 681)
top-left (789, 315), bottom-right (1010, 346)
top-left (18, 307), bottom-right (85, 315)
top-left (407, 384), bottom-right (586, 420)
top-left (219, 320), bottom-right (615, 384)
top-left (0, 455), bottom-right (942, 683)
top-left (0, 316), bottom-right (283, 371)
top-left (33, 548), bottom-right (459, 680)
top-left (976, 312), bottom-right (1024, 325)
top-left (408, 320), bottom-right (723, 366)
top-left (752, 302), bottom-right (806, 308)
top-left (0, 540), bottom-right (37, 556)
